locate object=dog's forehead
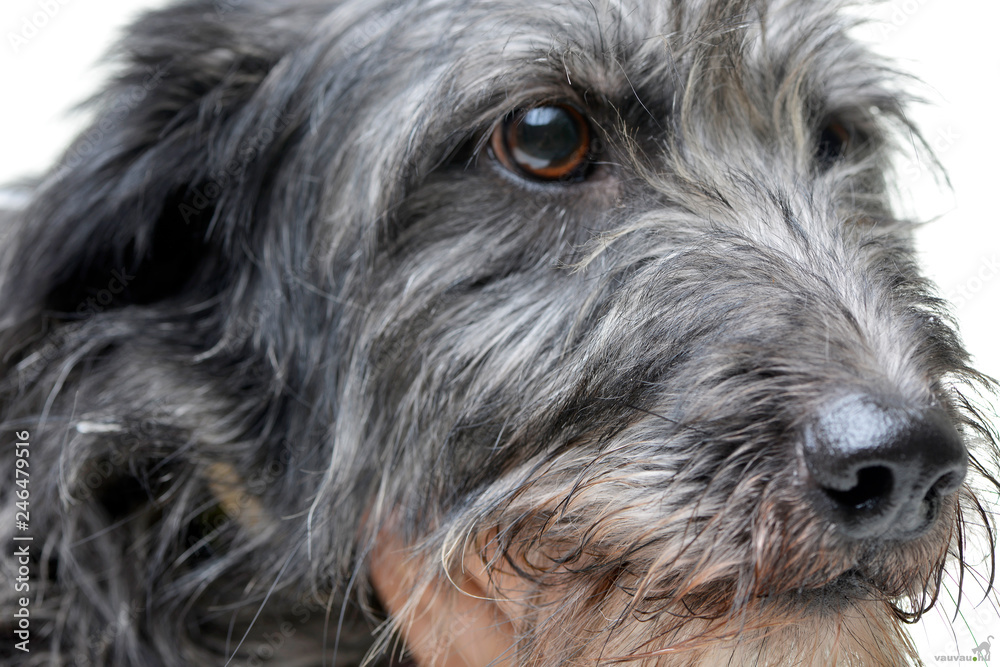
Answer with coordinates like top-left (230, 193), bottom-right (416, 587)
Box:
top-left (308, 0), bottom-right (886, 132)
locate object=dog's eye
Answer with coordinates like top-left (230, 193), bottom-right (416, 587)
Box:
top-left (490, 105), bottom-right (591, 181)
top-left (816, 120), bottom-right (852, 166)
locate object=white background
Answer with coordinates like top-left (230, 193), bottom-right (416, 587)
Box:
top-left (1, 0), bottom-right (997, 663)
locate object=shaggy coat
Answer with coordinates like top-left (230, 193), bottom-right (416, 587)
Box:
top-left (1, 0), bottom-right (997, 665)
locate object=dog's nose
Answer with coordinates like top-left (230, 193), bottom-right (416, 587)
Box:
top-left (801, 394), bottom-right (967, 540)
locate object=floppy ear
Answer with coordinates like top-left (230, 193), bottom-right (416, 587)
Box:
top-left (1, 2), bottom-right (301, 330)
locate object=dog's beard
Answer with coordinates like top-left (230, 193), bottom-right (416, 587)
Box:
top-left (369, 440), bottom-right (962, 666)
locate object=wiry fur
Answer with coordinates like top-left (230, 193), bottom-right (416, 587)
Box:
top-left (1, 0), bottom-right (997, 665)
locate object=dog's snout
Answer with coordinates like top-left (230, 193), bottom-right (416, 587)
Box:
top-left (801, 394), bottom-right (968, 540)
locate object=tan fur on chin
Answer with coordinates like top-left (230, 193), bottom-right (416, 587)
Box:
top-left (371, 531), bottom-right (919, 667)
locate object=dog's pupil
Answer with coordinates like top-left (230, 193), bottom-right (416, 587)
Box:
top-left (817, 120), bottom-right (851, 166)
top-left (510, 106), bottom-right (584, 170)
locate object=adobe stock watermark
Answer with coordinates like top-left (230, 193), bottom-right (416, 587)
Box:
top-left (25, 266), bottom-right (135, 374)
top-left (54, 65), bottom-right (169, 177)
top-left (338, 2), bottom-right (407, 59)
top-left (869, 0), bottom-right (935, 40)
top-left (946, 254), bottom-right (1000, 311)
top-left (901, 125), bottom-right (960, 183)
top-left (75, 268), bottom-right (135, 317)
top-left (178, 110), bottom-right (294, 225)
top-left (212, 0), bottom-right (247, 19)
top-left (70, 600), bottom-right (143, 666)
top-left (11, 430), bottom-right (32, 654)
top-left (7, 0), bottom-right (72, 54)
top-left (205, 290), bottom-right (284, 358)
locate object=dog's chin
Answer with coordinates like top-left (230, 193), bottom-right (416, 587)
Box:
top-left (370, 531), bottom-right (932, 666)
top-left (366, 471), bottom-right (957, 665)
top-left (775, 570), bottom-right (907, 617)
top-left (370, 574), bottom-right (918, 667)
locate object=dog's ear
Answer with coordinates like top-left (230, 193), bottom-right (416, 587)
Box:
top-left (2, 3), bottom-right (301, 328)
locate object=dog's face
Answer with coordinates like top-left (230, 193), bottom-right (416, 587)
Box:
top-left (2, 0), bottom-right (996, 665)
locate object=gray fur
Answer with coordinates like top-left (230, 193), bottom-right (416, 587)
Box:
top-left (0, 0), bottom-right (997, 665)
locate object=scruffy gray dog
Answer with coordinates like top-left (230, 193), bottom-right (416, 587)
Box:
top-left (1, 0), bottom-right (997, 665)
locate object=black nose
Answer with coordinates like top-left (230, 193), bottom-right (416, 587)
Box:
top-left (802, 394), bottom-right (967, 540)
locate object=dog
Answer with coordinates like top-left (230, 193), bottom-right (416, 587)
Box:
top-left (1, 0), bottom-right (997, 664)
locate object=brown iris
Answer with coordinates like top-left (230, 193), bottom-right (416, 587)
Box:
top-left (490, 105), bottom-right (591, 181)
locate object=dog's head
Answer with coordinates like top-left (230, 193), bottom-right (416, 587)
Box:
top-left (1, 0), bottom-right (997, 665)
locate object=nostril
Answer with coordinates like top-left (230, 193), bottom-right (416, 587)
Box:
top-left (919, 488), bottom-right (940, 526)
top-left (801, 393), bottom-right (968, 539)
top-left (820, 465), bottom-right (893, 514)
top-left (928, 469), bottom-right (963, 498)
top-left (919, 470), bottom-right (962, 522)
